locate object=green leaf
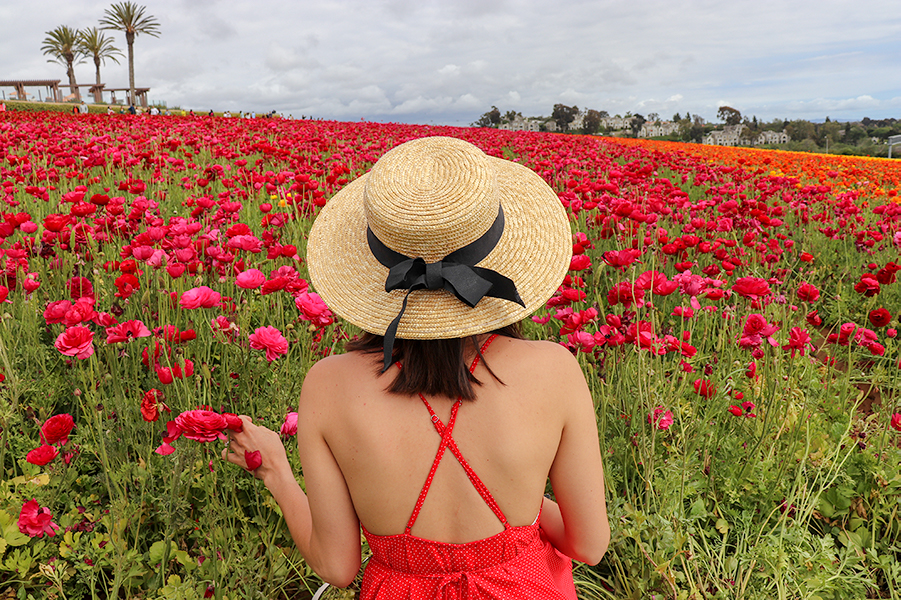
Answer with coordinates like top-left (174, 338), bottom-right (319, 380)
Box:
top-left (148, 539), bottom-right (178, 566)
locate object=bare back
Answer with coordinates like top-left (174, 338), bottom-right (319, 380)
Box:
top-left (298, 335), bottom-right (595, 545)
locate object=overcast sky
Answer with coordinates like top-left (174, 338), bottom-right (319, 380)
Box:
top-left (3, 0), bottom-right (900, 125)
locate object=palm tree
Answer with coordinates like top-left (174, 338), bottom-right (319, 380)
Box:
top-left (78, 28), bottom-right (123, 103)
top-left (41, 26), bottom-right (85, 101)
top-left (99, 2), bottom-right (160, 106)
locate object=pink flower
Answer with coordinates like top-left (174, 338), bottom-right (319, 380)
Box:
top-left (179, 286), bottom-right (221, 309)
top-left (235, 269), bottom-right (266, 289)
top-left (249, 326), bottom-right (289, 361)
top-left (295, 293), bottom-right (334, 328)
top-left (55, 326), bottom-right (95, 359)
top-left (105, 320), bottom-right (151, 344)
top-left (647, 406), bottom-right (673, 430)
top-left (569, 254), bottom-right (591, 271)
top-left (783, 327), bottom-right (812, 358)
top-left (18, 499), bottom-right (60, 538)
top-left (26, 445), bottom-right (59, 466)
top-left (280, 412), bottom-right (298, 437)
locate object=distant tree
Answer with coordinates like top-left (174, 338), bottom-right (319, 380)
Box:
top-left (583, 109), bottom-right (602, 134)
top-left (78, 27), bottom-right (123, 101)
top-left (597, 110), bottom-right (609, 119)
top-left (631, 114), bottom-right (646, 137)
top-left (786, 120), bottom-right (816, 142)
top-left (502, 110), bottom-right (520, 123)
top-left (673, 112), bottom-right (682, 122)
top-left (473, 106), bottom-right (501, 128)
top-left (42, 25), bottom-right (85, 100)
top-left (100, 2), bottom-right (161, 106)
top-left (717, 106), bottom-right (742, 126)
top-left (647, 112), bottom-right (659, 123)
top-left (552, 104), bottom-right (579, 131)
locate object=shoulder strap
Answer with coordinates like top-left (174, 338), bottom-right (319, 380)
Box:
top-left (405, 335), bottom-right (509, 533)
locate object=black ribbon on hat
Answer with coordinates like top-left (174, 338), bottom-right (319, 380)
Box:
top-left (367, 206), bottom-right (524, 372)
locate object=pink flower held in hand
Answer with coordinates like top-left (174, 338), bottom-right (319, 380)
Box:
top-left (55, 326), bottom-right (95, 359)
top-left (179, 286), bottom-right (221, 309)
top-left (245, 450), bottom-right (262, 471)
top-left (280, 412), bottom-right (298, 437)
top-left (175, 409), bottom-right (228, 442)
top-left (18, 499), bottom-right (60, 538)
top-left (647, 406), bottom-right (673, 430)
top-left (249, 326), bottom-right (289, 361)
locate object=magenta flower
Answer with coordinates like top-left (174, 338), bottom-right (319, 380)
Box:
top-left (280, 412), bottom-right (298, 437)
top-left (782, 327), bottom-right (812, 358)
top-left (179, 286), bottom-right (221, 309)
top-left (235, 269), bottom-right (266, 289)
top-left (18, 500), bottom-right (60, 538)
top-left (249, 326), bottom-right (289, 361)
top-left (647, 406), bottom-right (673, 430)
top-left (105, 320), bottom-right (151, 344)
top-left (55, 326), bottom-right (95, 359)
top-left (295, 293), bottom-right (334, 328)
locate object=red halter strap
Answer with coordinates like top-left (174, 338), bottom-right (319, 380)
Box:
top-left (404, 334), bottom-right (509, 534)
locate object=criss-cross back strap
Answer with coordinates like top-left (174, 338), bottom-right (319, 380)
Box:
top-left (404, 334), bottom-right (509, 534)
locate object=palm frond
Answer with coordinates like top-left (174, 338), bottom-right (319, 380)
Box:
top-left (99, 1), bottom-right (161, 38)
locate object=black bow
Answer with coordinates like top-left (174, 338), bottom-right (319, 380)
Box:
top-left (368, 206), bottom-right (524, 371)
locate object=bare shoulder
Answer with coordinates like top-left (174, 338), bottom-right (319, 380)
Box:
top-left (499, 337), bottom-right (586, 381)
top-left (299, 351), bottom-right (379, 409)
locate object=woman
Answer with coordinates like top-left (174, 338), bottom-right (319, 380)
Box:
top-left (224, 136), bottom-right (609, 598)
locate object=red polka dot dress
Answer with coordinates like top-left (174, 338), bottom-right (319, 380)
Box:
top-left (360, 336), bottom-right (577, 599)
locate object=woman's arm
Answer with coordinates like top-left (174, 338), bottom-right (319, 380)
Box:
top-left (223, 361), bottom-right (362, 587)
top-left (540, 344), bottom-right (610, 565)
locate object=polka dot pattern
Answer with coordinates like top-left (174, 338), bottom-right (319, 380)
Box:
top-left (358, 336), bottom-right (578, 599)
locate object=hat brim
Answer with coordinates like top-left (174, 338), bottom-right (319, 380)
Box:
top-left (307, 154), bottom-right (572, 339)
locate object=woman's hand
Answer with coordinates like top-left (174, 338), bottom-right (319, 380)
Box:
top-left (221, 415), bottom-right (291, 484)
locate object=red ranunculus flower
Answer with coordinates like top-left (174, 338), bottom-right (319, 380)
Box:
top-left (796, 282), bottom-right (820, 302)
top-left (175, 409), bottom-right (228, 442)
top-left (26, 445), bottom-right (59, 466)
top-left (140, 389), bottom-right (170, 422)
top-left (18, 499), bottom-right (60, 538)
top-left (892, 413), bottom-right (901, 432)
top-left (869, 308), bottom-right (891, 328)
top-left (295, 292), bottom-right (334, 328)
top-left (235, 269), bottom-right (266, 289)
top-left (693, 379), bottom-right (716, 398)
top-left (41, 413), bottom-right (74, 445)
top-left (731, 277), bottom-right (771, 300)
top-left (853, 275), bottom-right (880, 297)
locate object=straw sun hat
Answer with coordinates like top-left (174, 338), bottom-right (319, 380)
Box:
top-left (307, 136), bottom-right (571, 360)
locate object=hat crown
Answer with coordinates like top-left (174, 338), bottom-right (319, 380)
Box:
top-left (363, 137), bottom-right (500, 262)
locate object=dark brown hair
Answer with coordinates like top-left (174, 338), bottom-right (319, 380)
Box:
top-left (345, 322), bottom-right (523, 401)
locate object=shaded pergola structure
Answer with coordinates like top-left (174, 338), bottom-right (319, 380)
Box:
top-left (0, 80), bottom-right (63, 102)
top-left (0, 80), bottom-right (150, 106)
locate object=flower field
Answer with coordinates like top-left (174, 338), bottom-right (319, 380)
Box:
top-left (0, 110), bottom-right (900, 599)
